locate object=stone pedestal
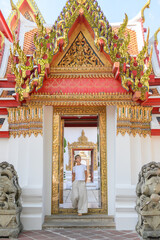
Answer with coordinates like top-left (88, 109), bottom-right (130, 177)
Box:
top-left (136, 210), bottom-right (160, 239)
top-left (0, 208), bottom-right (23, 238)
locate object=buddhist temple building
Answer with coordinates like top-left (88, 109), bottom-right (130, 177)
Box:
top-left (0, 0), bottom-right (160, 230)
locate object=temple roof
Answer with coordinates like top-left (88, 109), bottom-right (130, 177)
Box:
top-left (7, 0), bottom-right (45, 27)
top-left (0, 0), bottom-right (160, 137)
top-left (20, 26), bottom-right (139, 57)
top-left (0, 0), bottom-right (157, 102)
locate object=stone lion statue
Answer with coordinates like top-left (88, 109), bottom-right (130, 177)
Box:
top-left (0, 162), bottom-right (21, 210)
top-left (136, 162), bottom-right (160, 239)
top-left (0, 162), bottom-right (22, 238)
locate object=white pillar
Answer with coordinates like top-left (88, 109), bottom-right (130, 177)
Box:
top-left (151, 136), bottom-right (160, 162)
top-left (141, 135), bottom-right (152, 166)
top-left (17, 135), bottom-right (29, 187)
top-left (0, 138), bottom-right (9, 162)
top-left (8, 136), bottom-right (28, 186)
top-left (42, 106), bottom-right (53, 217)
top-left (130, 135), bottom-right (142, 185)
top-left (7, 133), bottom-right (43, 230)
top-left (21, 134), bottom-right (43, 230)
top-left (106, 105), bottom-right (117, 216)
top-left (116, 133), bottom-right (137, 230)
top-left (27, 134), bottom-right (43, 186)
top-left (116, 134), bottom-right (131, 185)
top-left (8, 136), bottom-right (19, 170)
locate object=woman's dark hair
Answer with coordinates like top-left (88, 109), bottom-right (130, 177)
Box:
top-left (75, 154), bottom-right (81, 160)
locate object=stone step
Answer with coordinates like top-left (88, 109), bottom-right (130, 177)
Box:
top-left (45, 214), bottom-right (114, 220)
top-left (42, 214), bottom-right (115, 229)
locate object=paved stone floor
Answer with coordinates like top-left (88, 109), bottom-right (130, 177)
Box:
top-left (6, 229), bottom-right (141, 240)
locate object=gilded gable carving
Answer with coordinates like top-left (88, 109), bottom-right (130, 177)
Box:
top-left (58, 32), bottom-right (104, 68)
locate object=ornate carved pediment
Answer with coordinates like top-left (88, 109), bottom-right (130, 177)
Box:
top-left (58, 32), bottom-right (104, 68)
top-left (50, 30), bottom-right (113, 78)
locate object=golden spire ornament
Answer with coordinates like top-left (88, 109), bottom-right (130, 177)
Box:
top-left (141, 0), bottom-right (151, 23)
top-left (154, 28), bottom-right (160, 46)
top-left (77, 0), bottom-right (86, 4)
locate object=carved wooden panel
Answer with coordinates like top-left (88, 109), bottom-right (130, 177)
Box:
top-left (58, 32), bottom-right (104, 67)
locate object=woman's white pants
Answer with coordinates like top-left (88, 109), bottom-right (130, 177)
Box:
top-left (71, 180), bottom-right (88, 214)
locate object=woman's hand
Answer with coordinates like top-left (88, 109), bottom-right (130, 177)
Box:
top-left (85, 170), bottom-right (87, 183)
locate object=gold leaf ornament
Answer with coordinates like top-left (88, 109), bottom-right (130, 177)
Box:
top-left (141, 0), bottom-right (151, 23)
top-left (77, 0), bottom-right (86, 4)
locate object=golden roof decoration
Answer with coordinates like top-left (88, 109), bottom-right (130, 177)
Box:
top-left (141, 0), bottom-right (151, 23)
top-left (154, 28), bottom-right (160, 46)
top-left (77, 0), bottom-right (86, 4)
top-left (11, 0), bottom-right (153, 102)
top-left (0, 32), bottom-right (4, 49)
top-left (7, 0), bottom-right (45, 27)
top-left (10, 0), bottom-right (20, 32)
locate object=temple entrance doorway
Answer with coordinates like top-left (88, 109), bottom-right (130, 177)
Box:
top-left (52, 107), bottom-right (107, 214)
top-left (59, 116), bottom-right (101, 209)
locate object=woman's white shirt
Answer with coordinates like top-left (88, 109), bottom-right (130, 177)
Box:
top-left (73, 164), bottom-right (87, 181)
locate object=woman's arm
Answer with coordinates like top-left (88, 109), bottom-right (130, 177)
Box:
top-left (85, 170), bottom-right (87, 183)
top-left (72, 171), bottom-right (75, 182)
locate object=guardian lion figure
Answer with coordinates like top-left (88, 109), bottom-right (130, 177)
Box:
top-left (0, 162), bottom-right (22, 238)
top-left (136, 162), bottom-right (160, 239)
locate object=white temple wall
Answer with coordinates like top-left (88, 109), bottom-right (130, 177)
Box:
top-left (115, 133), bottom-right (137, 230)
top-left (106, 106), bottom-right (138, 230)
top-left (8, 136), bottom-right (19, 170)
top-left (151, 136), bottom-right (160, 162)
top-left (6, 135), bottom-right (44, 230)
top-left (7, 106), bottom-right (55, 230)
top-left (116, 134), bottom-right (131, 185)
top-left (21, 134), bottom-right (43, 230)
top-left (16, 136), bottom-right (29, 187)
top-left (2, 106), bottom-right (160, 231)
top-left (115, 133), bottom-right (153, 230)
top-left (141, 135), bottom-right (152, 165)
top-left (0, 138), bottom-right (9, 162)
top-left (130, 135), bottom-right (142, 185)
top-left (130, 135), bottom-right (152, 185)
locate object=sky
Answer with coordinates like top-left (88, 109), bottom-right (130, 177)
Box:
top-left (0, 0), bottom-right (160, 51)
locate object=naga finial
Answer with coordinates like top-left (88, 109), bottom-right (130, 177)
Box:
top-left (141, 0), bottom-right (151, 23)
top-left (149, 45), bottom-right (153, 62)
top-left (146, 27), bottom-right (150, 46)
top-left (10, 0), bottom-right (20, 31)
top-left (118, 13), bottom-right (128, 39)
top-left (154, 28), bottom-right (160, 46)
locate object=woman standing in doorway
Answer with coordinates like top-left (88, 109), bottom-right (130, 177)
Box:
top-left (71, 154), bottom-right (88, 216)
